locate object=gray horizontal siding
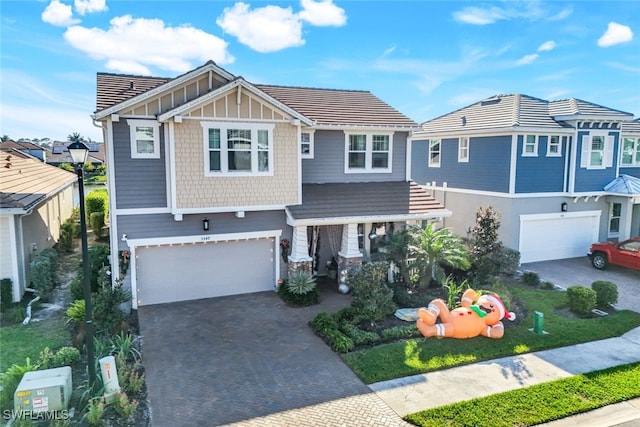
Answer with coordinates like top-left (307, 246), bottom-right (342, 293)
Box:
top-left (116, 210), bottom-right (288, 246)
top-left (112, 120), bottom-right (168, 209)
top-left (302, 130), bottom-right (407, 183)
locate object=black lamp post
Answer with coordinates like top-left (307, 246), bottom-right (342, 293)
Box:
top-left (68, 141), bottom-right (96, 389)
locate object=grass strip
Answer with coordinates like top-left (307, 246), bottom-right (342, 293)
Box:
top-left (0, 320), bottom-right (69, 372)
top-left (342, 286), bottom-right (640, 383)
top-left (404, 362), bottom-right (640, 427)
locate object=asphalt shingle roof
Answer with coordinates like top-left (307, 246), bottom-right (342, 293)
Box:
top-left (287, 181), bottom-right (448, 221)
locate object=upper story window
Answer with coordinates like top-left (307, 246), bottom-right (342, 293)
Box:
top-left (621, 137), bottom-right (640, 166)
top-left (428, 139), bottom-right (441, 167)
top-left (128, 119), bottom-right (160, 159)
top-left (547, 135), bottom-right (561, 157)
top-left (344, 132), bottom-right (393, 173)
top-left (580, 133), bottom-right (614, 169)
top-left (202, 122), bottom-right (274, 176)
top-left (301, 130), bottom-right (315, 159)
top-left (522, 134), bottom-right (538, 157)
top-left (458, 137), bottom-right (469, 162)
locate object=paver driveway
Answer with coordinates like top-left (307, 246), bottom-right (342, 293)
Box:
top-left (138, 288), bottom-right (408, 426)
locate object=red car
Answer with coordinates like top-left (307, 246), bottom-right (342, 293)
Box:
top-left (588, 237), bottom-right (640, 271)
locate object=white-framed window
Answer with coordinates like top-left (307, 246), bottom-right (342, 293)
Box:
top-left (609, 202), bottom-right (621, 236)
top-left (201, 122), bottom-right (274, 176)
top-left (428, 139), bottom-right (441, 167)
top-left (344, 132), bottom-right (393, 173)
top-left (547, 135), bottom-right (561, 157)
top-left (580, 133), bottom-right (614, 169)
top-left (522, 134), bottom-right (538, 156)
top-left (127, 119), bottom-right (160, 159)
top-left (621, 136), bottom-right (640, 166)
top-left (458, 137), bottom-right (469, 162)
top-left (301, 130), bottom-right (315, 159)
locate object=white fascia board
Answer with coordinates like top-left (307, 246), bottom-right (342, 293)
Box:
top-left (286, 211), bottom-right (452, 227)
top-left (93, 62), bottom-right (235, 120)
top-left (520, 210), bottom-right (602, 222)
top-left (158, 79), bottom-right (313, 126)
top-left (411, 126), bottom-right (575, 140)
top-left (425, 184), bottom-right (605, 199)
top-left (127, 229), bottom-right (282, 248)
top-left (0, 208), bottom-right (27, 215)
top-left (114, 207), bottom-right (171, 216)
top-left (553, 114), bottom-right (633, 122)
top-left (173, 204), bottom-right (287, 215)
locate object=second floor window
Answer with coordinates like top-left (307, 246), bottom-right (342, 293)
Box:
top-left (344, 132), bottom-right (392, 173)
top-left (547, 135), bottom-right (561, 157)
top-left (202, 123), bottom-right (274, 176)
top-left (622, 137), bottom-right (640, 166)
top-left (301, 131), bottom-right (314, 159)
top-left (523, 135), bottom-right (538, 156)
top-left (428, 139), bottom-right (441, 167)
top-left (580, 133), bottom-right (614, 169)
top-left (128, 119), bottom-right (160, 159)
top-left (458, 137), bottom-right (469, 162)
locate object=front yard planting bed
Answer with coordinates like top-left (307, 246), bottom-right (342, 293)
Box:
top-left (341, 285), bottom-right (640, 384)
top-left (404, 362), bottom-right (640, 427)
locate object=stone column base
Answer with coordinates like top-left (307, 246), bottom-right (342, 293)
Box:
top-left (288, 259), bottom-right (312, 275)
top-left (338, 255), bottom-right (362, 284)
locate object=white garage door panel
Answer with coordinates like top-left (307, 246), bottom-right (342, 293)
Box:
top-left (136, 238), bottom-right (274, 306)
top-left (520, 212), bottom-right (600, 263)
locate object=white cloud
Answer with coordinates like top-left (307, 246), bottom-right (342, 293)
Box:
top-left (298, 0), bottom-right (346, 27)
top-left (537, 40), bottom-right (555, 52)
top-left (382, 45), bottom-right (396, 56)
top-left (453, 6), bottom-right (506, 25)
top-left (75, 0), bottom-right (107, 15)
top-left (42, 0), bottom-right (80, 27)
top-left (548, 7), bottom-right (572, 21)
top-left (64, 15), bottom-right (234, 75)
top-left (598, 22), bottom-right (633, 47)
top-left (516, 54), bottom-right (539, 65)
top-left (453, 3), bottom-right (570, 25)
top-left (217, 3), bottom-right (304, 53)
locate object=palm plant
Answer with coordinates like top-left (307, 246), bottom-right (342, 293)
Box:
top-left (407, 223), bottom-right (470, 287)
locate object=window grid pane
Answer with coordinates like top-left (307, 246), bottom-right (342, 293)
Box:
top-left (349, 135), bottom-right (366, 151)
top-left (372, 153), bottom-right (388, 168)
top-left (372, 135), bottom-right (389, 151)
top-left (349, 153), bottom-right (366, 168)
top-left (208, 129), bottom-right (221, 149)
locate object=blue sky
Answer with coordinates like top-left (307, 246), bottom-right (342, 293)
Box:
top-left (1, 0), bottom-right (639, 142)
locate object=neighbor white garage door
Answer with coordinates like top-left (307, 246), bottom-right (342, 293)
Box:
top-left (519, 211), bottom-right (601, 263)
top-left (135, 237), bottom-right (275, 306)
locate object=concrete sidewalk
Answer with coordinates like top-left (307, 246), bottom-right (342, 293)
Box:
top-left (369, 327), bottom-right (640, 426)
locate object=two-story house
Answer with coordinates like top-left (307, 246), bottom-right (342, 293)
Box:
top-left (93, 61), bottom-right (449, 308)
top-left (411, 94), bottom-right (639, 263)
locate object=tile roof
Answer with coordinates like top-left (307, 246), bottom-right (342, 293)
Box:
top-left (622, 119), bottom-right (640, 134)
top-left (604, 174), bottom-right (640, 195)
top-left (417, 94), bottom-right (633, 136)
top-left (287, 181), bottom-right (449, 221)
top-left (46, 142), bottom-right (106, 164)
top-left (0, 140), bottom-right (44, 151)
top-left (95, 62), bottom-right (417, 128)
top-left (0, 149), bottom-right (77, 211)
top-left (256, 85), bottom-right (418, 128)
top-left (96, 73), bottom-right (169, 111)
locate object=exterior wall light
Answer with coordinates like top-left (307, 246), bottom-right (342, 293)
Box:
top-left (202, 218), bottom-right (210, 231)
top-left (561, 202), bottom-right (568, 212)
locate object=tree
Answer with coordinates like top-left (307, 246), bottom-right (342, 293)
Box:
top-left (469, 206), bottom-right (503, 285)
top-left (382, 228), bottom-right (411, 283)
top-left (1, 135), bottom-right (10, 142)
top-left (408, 223), bottom-right (470, 287)
top-left (67, 132), bottom-right (86, 143)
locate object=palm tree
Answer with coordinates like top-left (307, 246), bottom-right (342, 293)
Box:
top-left (408, 223), bottom-right (470, 287)
top-left (1, 135), bottom-right (10, 142)
top-left (67, 132), bottom-right (86, 143)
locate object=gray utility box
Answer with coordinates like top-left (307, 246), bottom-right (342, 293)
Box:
top-left (14, 366), bottom-right (72, 412)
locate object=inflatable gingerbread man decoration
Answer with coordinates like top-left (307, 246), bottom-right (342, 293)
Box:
top-left (417, 288), bottom-right (515, 339)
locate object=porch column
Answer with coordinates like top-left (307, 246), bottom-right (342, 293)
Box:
top-left (288, 225), bottom-right (312, 274)
top-left (337, 223), bottom-right (362, 276)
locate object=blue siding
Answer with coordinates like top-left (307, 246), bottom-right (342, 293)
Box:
top-left (302, 130), bottom-right (407, 183)
top-left (574, 130), bottom-right (619, 192)
top-left (515, 135), bottom-right (566, 193)
top-left (411, 135), bottom-right (511, 192)
top-left (113, 121), bottom-right (168, 209)
top-left (619, 167), bottom-right (640, 179)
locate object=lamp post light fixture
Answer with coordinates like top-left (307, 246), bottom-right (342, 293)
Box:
top-left (68, 141), bottom-right (96, 389)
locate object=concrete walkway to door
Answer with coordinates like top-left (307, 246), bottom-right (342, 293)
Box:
top-left (138, 284), bottom-right (409, 426)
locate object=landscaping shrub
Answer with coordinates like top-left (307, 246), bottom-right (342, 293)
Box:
top-left (29, 250), bottom-right (58, 300)
top-left (58, 218), bottom-right (76, 252)
top-left (380, 325), bottom-right (420, 340)
top-left (443, 276), bottom-right (470, 309)
top-left (71, 244), bottom-right (110, 300)
top-left (340, 324), bottom-right (380, 346)
top-left (497, 246), bottom-right (521, 276)
top-left (0, 358), bottom-right (37, 412)
top-left (541, 281), bottom-right (555, 290)
top-left (85, 189), bottom-right (108, 220)
top-left (277, 272), bottom-right (320, 307)
top-left (40, 247), bottom-right (58, 273)
top-left (37, 346), bottom-right (81, 369)
top-left (309, 312), bottom-right (354, 353)
top-left (93, 275), bottom-right (130, 336)
top-left (1, 278), bottom-right (13, 311)
top-left (90, 211), bottom-right (105, 239)
top-left (567, 286), bottom-right (597, 315)
top-left (592, 281), bottom-right (618, 307)
top-left (349, 262), bottom-right (397, 321)
top-left (468, 206), bottom-right (502, 285)
top-left (522, 271), bottom-right (541, 287)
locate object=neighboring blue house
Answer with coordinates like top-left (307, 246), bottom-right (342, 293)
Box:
top-left (92, 61), bottom-right (450, 308)
top-left (411, 94), bottom-right (639, 263)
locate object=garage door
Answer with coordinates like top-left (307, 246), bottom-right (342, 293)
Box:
top-left (135, 237), bottom-right (275, 306)
top-left (519, 211), bottom-right (600, 263)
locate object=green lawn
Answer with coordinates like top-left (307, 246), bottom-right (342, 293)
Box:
top-left (0, 320), bottom-right (69, 372)
top-left (405, 362), bottom-right (640, 427)
top-left (342, 286), bottom-right (640, 383)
